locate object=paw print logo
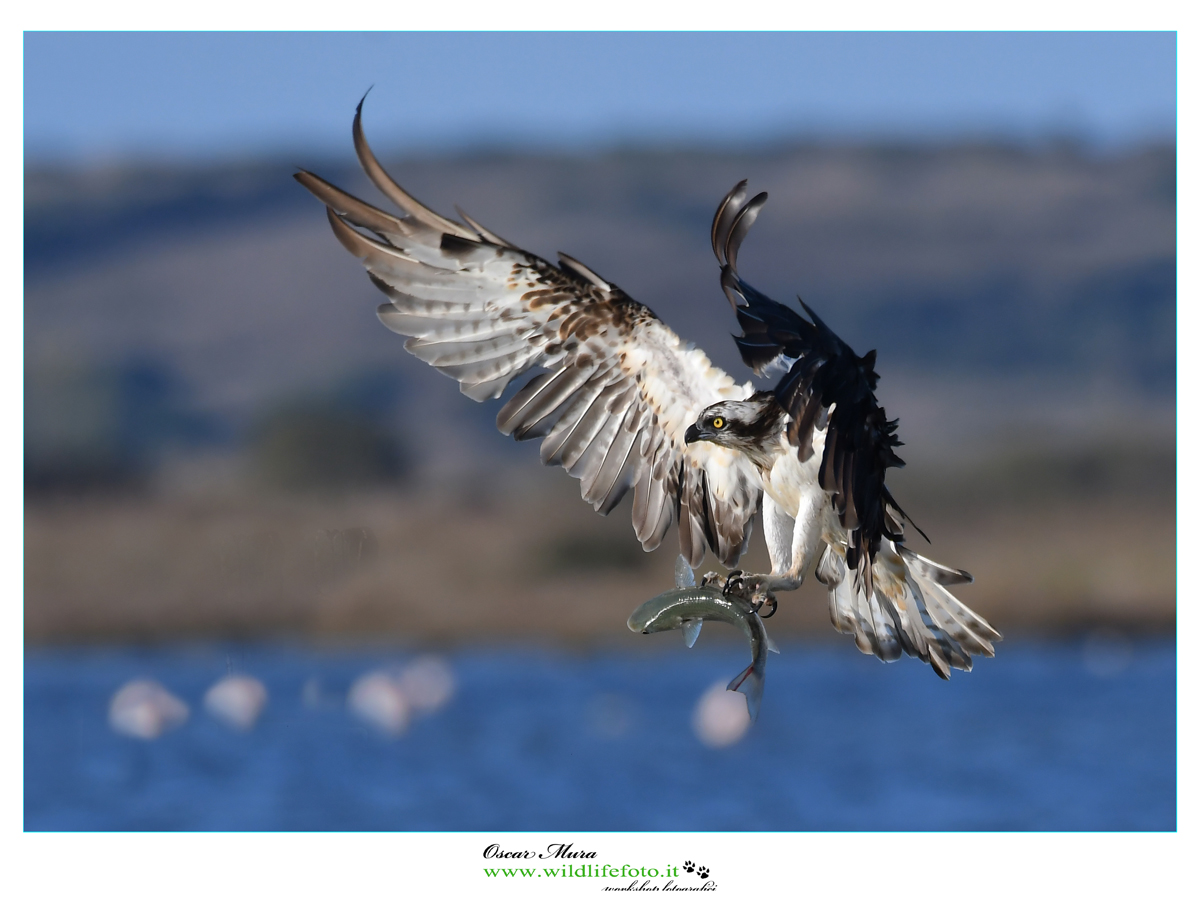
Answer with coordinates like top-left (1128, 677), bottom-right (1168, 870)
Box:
top-left (682, 861), bottom-right (696, 873)
top-left (697, 866), bottom-right (710, 880)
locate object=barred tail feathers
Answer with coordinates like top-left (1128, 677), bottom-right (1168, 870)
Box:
top-left (816, 542), bottom-right (1000, 678)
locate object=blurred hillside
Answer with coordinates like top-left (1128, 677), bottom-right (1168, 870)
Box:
top-left (24, 140), bottom-right (1176, 642)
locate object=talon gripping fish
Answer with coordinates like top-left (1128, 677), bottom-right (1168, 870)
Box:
top-left (627, 557), bottom-right (777, 722)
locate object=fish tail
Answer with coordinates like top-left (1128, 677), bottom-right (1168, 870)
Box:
top-left (726, 661), bottom-right (764, 723)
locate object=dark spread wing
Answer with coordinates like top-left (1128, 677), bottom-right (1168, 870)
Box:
top-left (712, 182), bottom-right (919, 589)
top-left (294, 103), bottom-right (761, 567)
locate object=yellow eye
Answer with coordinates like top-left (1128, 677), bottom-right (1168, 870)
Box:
top-left (711, 417), bottom-right (725, 429)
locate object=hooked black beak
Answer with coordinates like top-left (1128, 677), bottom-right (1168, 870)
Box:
top-left (684, 423), bottom-right (703, 444)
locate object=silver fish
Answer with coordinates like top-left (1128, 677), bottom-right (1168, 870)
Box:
top-left (627, 556), bottom-right (778, 721)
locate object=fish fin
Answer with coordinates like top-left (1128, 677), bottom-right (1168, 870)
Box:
top-left (726, 662), bottom-right (763, 723)
top-left (681, 618), bottom-right (703, 648)
top-left (674, 554), bottom-right (696, 588)
top-left (766, 628), bottom-right (779, 654)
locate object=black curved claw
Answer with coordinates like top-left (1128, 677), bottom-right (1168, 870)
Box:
top-left (756, 594), bottom-right (778, 618)
top-left (721, 570), bottom-right (746, 598)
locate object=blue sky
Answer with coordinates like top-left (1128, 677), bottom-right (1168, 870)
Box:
top-left (23, 32), bottom-right (1176, 162)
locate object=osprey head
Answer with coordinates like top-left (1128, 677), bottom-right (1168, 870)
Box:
top-left (684, 394), bottom-right (780, 455)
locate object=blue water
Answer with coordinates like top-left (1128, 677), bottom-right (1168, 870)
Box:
top-left (25, 639), bottom-right (1176, 831)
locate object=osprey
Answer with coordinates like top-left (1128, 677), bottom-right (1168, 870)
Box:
top-left (296, 103), bottom-right (1001, 679)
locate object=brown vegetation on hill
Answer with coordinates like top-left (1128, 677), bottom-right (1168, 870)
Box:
top-left (25, 457), bottom-right (1174, 645)
top-left (24, 141), bottom-right (1175, 643)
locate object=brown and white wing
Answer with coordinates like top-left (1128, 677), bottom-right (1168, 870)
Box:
top-left (294, 104), bottom-right (759, 567)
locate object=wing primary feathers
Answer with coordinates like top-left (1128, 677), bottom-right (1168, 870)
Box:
top-left (697, 468), bottom-right (719, 560)
top-left (294, 171), bottom-right (409, 237)
top-left (498, 365), bottom-right (591, 438)
top-left (300, 113), bottom-right (767, 571)
top-left (571, 384), bottom-right (636, 481)
top-left (631, 465), bottom-right (654, 537)
top-left (723, 191), bottom-right (768, 274)
top-left (711, 181), bottom-right (766, 277)
top-left (326, 207), bottom-right (376, 259)
top-left (557, 253), bottom-right (612, 290)
top-left (709, 179), bottom-right (1002, 677)
top-left (351, 98), bottom-right (475, 239)
top-left (639, 464), bottom-right (673, 548)
top-left (539, 369), bottom-right (621, 467)
top-left (719, 268), bottom-right (749, 310)
top-left (455, 206), bottom-right (518, 248)
top-left (710, 183), bottom-right (912, 584)
top-left (561, 382), bottom-right (633, 472)
top-left (711, 180), bottom-right (748, 266)
top-left (584, 403), bottom-right (644, 513)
